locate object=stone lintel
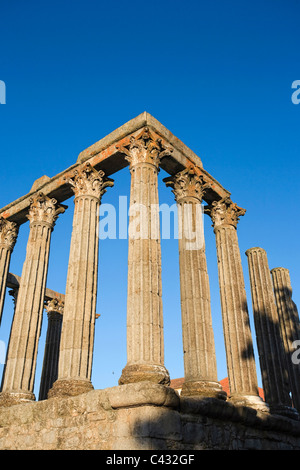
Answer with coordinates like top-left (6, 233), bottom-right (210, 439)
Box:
top-left (6, 273), bottom-right (65, 303)
top-left (76, 112), bottom-right (203, 168)
top-left (0, 113), bottom-right (230, 225)
top-left (30, 176), bottom-right (51, 193)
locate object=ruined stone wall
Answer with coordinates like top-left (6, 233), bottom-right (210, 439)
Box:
top-left (0, 383), bottom-right (299, 450)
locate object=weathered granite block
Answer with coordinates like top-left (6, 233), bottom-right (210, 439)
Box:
top-left (0, 383), bottom-right (299, 450)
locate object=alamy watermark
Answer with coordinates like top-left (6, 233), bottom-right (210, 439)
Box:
top-left (99, 196), bottom-right (205, 250)
top-left (292, 341), bottom-right (300, 365)
top-left (291, 80), bottom-right (300, 104)
top-left (0, 80), bottom-right (6, 104)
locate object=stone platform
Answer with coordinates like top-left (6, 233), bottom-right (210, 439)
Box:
top-left (0, 382), bottom-right (299, 450)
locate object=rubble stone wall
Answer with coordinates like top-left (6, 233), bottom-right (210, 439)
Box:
top-left (0, 384), bottom-right (299, 450)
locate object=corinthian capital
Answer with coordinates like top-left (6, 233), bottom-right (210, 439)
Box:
top-left (8, 287), bottom-right (19, 307)
top-left (204, 197), bottom-right (246, 229)
top-left (45, 298), bottom-right (64, 315)
top-left (0, 217), bottom-right (19, 251)
top-left (27, 193), bottom-right (67, 229)
top-left (68, 163), bottom-right (114, 200)
top-left (117, 127), bottom-right (173, 170)
top-left (163, 167), bottom-right (210, 203)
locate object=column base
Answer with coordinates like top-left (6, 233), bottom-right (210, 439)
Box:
top-left (181, 380), bottom-right (227, 400)
top-left (48, 378), bottom-right (94, 399)
top-left (229, 394), bottom-right (270, 412)
top-left (109, 382), bottom-right (180, 409)
top-left (0, 391), bottom-right (35, 407)
top-left (269, 404), bottom-right (299, 420)
top-left (119, 363), bottom-right (170, 386)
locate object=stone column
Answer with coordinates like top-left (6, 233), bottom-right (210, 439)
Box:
top-left (49, 163), bottom-right (113, 398)
top-left (271, 267), bottom-right (300, 412)
top-left (0, 217), bottom-right (19, 324)
top-left (0, 193), bottom-right (66, 406)
top-left (205, 197), bottom-right (265, 410)
top-left (38, 298), bottom-right (64, 401)
top-left (164, 168), bottom-right (226, 399)
top-left (118, 127), bottom-right (170, 385)
top-left (246, 248), bottom-right (297, 418)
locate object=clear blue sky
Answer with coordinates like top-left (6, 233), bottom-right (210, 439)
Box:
top-left (0, 0), bottom-right (299, 397)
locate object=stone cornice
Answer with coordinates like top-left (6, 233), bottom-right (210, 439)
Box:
top-left (77, 112), bottom-right (203, 168)
top-left (0, 114), bottom-right (231, 225)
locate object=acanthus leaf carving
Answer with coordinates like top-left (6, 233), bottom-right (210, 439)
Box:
top-left (27, 193), bottom-right (67, 229)
top-left (0, 217), bottom-right (19, 251)
top-left (117, 127), bottom-right (173, 170)
top-left (45, 298), bottom-right (64, 315)
top-left (163, 167), bottom-right (210, 203)
top-left (204, 196), bottom-right (246, 229)
top-left (67, 163), bottom-right (114, 200)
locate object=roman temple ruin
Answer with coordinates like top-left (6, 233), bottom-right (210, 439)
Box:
top-left (0, 113), bottom-right (299, 450)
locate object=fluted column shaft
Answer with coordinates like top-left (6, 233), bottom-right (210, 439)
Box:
top-left (119, 128), bottom-right (170, 385)
top-left (38, 299), bottom-right (64, 400)
top-left (49, 163), bottom-right (113, 398)
top-left (0, 194), bottom-right (65, 406)
top-left (246, 248), bottom-right (297, 418)
top-left (0, 218), bottom-right (19, 324)
top-left (164, 169), bottom-right (225, 399)
top-left (205, 198), bottom-right (264, 409)
top-left (271, 267), bottom-right (300, 412)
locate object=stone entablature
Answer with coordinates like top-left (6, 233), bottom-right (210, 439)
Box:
top-left (0, 113), bottom-right (229, 226)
